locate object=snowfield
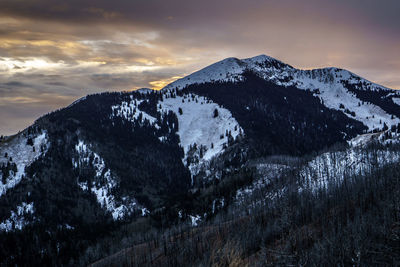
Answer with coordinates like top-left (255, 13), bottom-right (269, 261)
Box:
top-left (0, 132), bottom-right (48, 197)
top-left (158, 93), bottom-right (243, 177)
top-left (73, 140), bottom-right (141, 220)
top-left (291, 68), bottom-right (399, 130)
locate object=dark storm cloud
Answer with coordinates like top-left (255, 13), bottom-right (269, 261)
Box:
top-left (0, 0), bottom-right (399, 135)
top-left (0, 0), bottom-right (398, 31)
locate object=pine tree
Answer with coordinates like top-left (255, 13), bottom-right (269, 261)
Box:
top-left (27, 137), bottom-right (33, 146)
top-left (213, 108), bottom-right (219, 118)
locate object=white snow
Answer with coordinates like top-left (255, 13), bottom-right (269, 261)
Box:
top-left (211, 198), bottom-right (226, 214)
top-left (163, 57), bottom-right (246, 91)
top-left (73, 140), bottom-right (140, 220)
top-left (0, 202), bottom-right (35, 232)
top-left (349, 129), bottom-right (400, 147)
top-left (290, 68), bottom-right (399, 130)
top-left (393, 98), bottom-right (400, 106)
top-left (349, 132), bottom-right (381, 147)
top-left (163, 55), bottom-right (399, 131)
top-left (134, 88), bottom-right (155, 94)
top-left (189, 214), bottom-right (201, 226)
top-left (233, 144), bottom-right (400, 213)
top-left (299, 147), bottom-right (400, 193)
top-left (111, 99), bottom-right (159, 128)
top-left (0, 132), bottom-right (48, 197)
top-left (235, 163), bottom-right (289, 204)
top-left (63, 224), bottom-right (75, 230)
top-left (158, 93), bottom-right (243, 177)
top-left (141, 208), bottom-right (149, 216)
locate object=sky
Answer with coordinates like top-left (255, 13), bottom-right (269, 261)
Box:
top-left (0, 0), bottom-right (399, 135)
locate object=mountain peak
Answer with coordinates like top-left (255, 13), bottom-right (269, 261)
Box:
top-left (241, 54), bottom-right (291, 68)
top-left (162, 54), bottom-right (293, 91)
top-left (162, 54), bottom-right (394, 93)
top-left (244, 54), bottom-right (276, 62)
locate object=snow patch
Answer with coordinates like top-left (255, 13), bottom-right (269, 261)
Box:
top-left (189, 215), bottom-right (201, 226)
top-left (0, 202), bottom-right (35, 232)
top-left (393, 98), bottom-right (400, 106)
top-left (299, 147), bottom-right (400, 193)
top-left (0, 132), bottom-right (48, 197)
top-left (158, 93), bottom-right (243, 177)
top-left (235, 163), bottom-right (289, 204)
top-left (349, 129), bottom-right (400, 147)
top-left (73, 140), bottom-right (141, 220)
top-left (141, 208), bottom-right (150, 216)
top-left (134, 88), bottom-right (155, 94)
top-left (291, 69), bottom-right (399, 130)
top-left (111, 99), bottom-right (158, 127)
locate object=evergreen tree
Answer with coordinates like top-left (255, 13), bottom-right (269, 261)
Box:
top-left (213, 108), bottom-right (219, 118)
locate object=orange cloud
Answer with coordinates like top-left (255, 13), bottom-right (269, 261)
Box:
top-left (149, 76), bottom-right (183, 90)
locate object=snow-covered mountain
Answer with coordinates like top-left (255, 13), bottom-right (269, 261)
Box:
top-left (165, 55), bottom-right (394, 92)
top-left (164, 55), bottom-right (400, 131)
top-left (1, 54), bottom-right (400, 265)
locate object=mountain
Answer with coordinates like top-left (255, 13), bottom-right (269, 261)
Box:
top-left (165, 55), bottom-right (400, 131)
top-left (1, 55), bottom-right (400, 266)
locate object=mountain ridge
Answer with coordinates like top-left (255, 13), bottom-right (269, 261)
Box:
top-left (163, 54), bottom-right (395, 91)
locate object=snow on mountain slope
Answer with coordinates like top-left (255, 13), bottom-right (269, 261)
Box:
top-left (163, 57), bottom-right (246, 91)
top-left (233, 143), bottom-right (400, 213)
top-left (290, 68), bottom-right (399, 130)
top-left (111, 97), bottom-right (158, 127)
top-left (349, 127), bottom-right (400, 147)
top-left (73, 140), bottom-right (140, 220)
top-left (134, 88), bottom-right (156, 94)
top-left (0, 132), bottom-right (48, 197)
top-left (162, 55), bottom-right (292, 91)
top-left (163, 55), bottom-right (399, 130)
top-left (349, 132), bottom-right (382, 147)
top-left (299, 146), bottom-right (400, 193)
top-left (158, 93), bottom-right (243, 177)
top-left (393, 98), bottom-right (400, 106)
top-left (235, 163), bottom-right (289, 205)
top-left (0, 202), bottom-right (35, 232)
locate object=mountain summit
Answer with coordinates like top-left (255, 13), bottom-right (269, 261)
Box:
top-left (164, 54), bottom-right (391, 91)
top-left (163, 55), bottom-right (292, 90)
